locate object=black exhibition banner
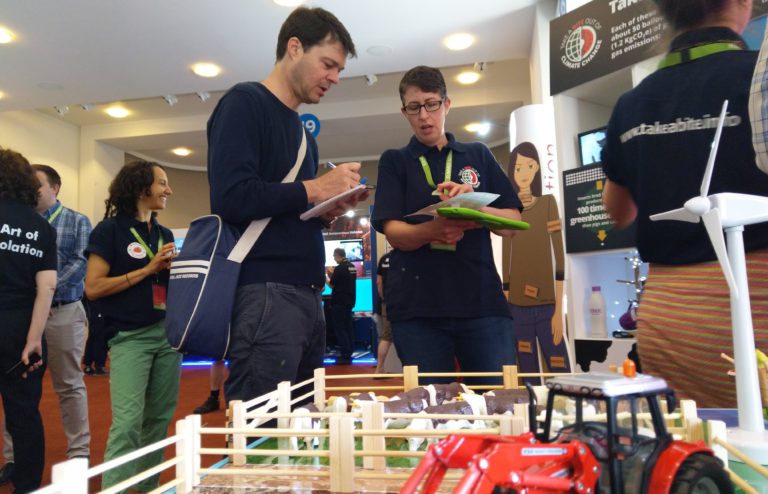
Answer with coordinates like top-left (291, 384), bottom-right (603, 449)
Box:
top-left (550, 0), bottom-right (768, 95)
top-left (563, 163), bottom-right (635, 253)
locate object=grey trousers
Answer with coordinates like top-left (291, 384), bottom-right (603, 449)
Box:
top-left (224, 282), bottom-right (326, 403)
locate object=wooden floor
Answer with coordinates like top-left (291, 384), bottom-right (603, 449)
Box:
top-left (0, 361), bottom-right (389, 493)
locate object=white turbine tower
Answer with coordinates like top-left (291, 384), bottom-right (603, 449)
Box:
top-left (651, 100), bottom-right (768, 462)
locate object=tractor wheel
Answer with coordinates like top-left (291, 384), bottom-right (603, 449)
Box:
top-left (670, 453), bottom-right (734, 494)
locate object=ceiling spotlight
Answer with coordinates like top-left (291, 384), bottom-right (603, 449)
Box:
top-left (359, 217), bottom-right (369, 226)
top-left (172, 147), bottom-right (192, 157)
top-left (364, 74), bottom-right (378, 86)
top-left (80, 103), bottom-right (94, 111)
top-left (162, 94), bottom-right (178, 106)
top-left (54, 105), bottom-right (69, 116)
top-left (196, 91), bottom-right (210, 102)
top-left (457, 71), bottom-right (480, 85)
top-left (345, 210), bottom-right (355, 218)
top-left (0, 27), bottom-right (15, 44)
top-left (192, 63), bottom-right (221, 78)
top-left (0, 91), bottom-right (4, 100)
top-left (105, 106), bottom-right (130, 118)
top-left (465, 122), bottom-right (491, 136)
top-left (443, 32), bottom-right (475, 51)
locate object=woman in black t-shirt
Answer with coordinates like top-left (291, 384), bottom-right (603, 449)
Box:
top-left (85, 160), bottom-right (180, 492)
top-left (0, 147), bottom-right (56, 493)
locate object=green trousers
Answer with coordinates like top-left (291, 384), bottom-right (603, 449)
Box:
top-left (101, 321), bottom-right (182, 493)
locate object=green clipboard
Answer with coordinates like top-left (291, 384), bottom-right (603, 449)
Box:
top-left (437, 207), bottom-right (530, 230)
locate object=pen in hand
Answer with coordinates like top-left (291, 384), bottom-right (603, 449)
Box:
top-left (325, 161), bottom-right (368, 185)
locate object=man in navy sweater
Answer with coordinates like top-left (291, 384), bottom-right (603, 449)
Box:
top-left (207, 7), bottom-right (369, 402)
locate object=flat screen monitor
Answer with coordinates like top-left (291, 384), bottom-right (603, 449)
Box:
top-left (324, 238), bottom-right (363, 266)
top-left (578, 126), bottom-right (607, 166)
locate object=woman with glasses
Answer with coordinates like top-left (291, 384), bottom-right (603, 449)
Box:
top-left (85, 160), bottom-right (181, 492)
top-left (371, 65), bottom-right (522, 385)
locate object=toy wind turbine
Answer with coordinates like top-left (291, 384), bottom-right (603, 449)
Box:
top-left (651, 100), bottom-right (768, 462)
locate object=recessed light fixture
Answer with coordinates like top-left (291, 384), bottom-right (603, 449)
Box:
top-left (105, 106), bottom-right (130, 118)
top-left (273, 0), bottom-right (304, 5)
top-left (465, 122), bottom-right (491, 136)
top-left (192, 63), bottom-right (221, 78)
top-left (0, 91), bottom-right (4, 100)
top-left (345, 210), bottom-right (355, 218)
top-left (359, 217), bottom-right (369, 226)
top-left (443, 33), bottom-right (475, 51)
top-left (172, 147), bottom-right (192, 157)
top-left (0, 27), bottom-right (15, 44)
top-left (457, 71), bottom-right (481, 85)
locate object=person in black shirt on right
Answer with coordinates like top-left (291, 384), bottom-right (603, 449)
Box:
top-left (327, 247), bottom-right (357, 364)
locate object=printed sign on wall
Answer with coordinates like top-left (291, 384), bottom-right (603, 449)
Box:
top-left (562, 163), bottom-right (635, 253)
top-left (550, 0), bottom-right (768, 95)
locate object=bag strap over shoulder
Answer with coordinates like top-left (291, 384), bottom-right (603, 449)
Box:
top-left (227, 128), bottom-right (307, 263)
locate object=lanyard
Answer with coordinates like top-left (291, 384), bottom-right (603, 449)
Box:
top-left (418, 150), bottom-right (452, 189)
top-left (129, 226), bottom-right (164, 260)
top-left (47, 204), bottom-right (63, 224)
top-left (658, 41), bottom-right (743, 69)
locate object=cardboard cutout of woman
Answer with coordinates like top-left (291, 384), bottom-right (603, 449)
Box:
top-left (508, 142), bottom-right (570, 384)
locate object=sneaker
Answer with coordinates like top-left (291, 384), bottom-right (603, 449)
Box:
top-left (83, 366), bottom-right (93, 376)
top-left (0, 462), bottom-right (14, 485)
top-left (193, 396), bottom-right (220, 414)
top-left (93, 367), bottom-right (109, 376)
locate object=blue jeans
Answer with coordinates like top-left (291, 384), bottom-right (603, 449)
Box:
top-left (391, 316), bottom-right (516, 385)
top-left (225, 283), bottom-right (326, 403)
top-left (510, 304), bottom-right (571, 385)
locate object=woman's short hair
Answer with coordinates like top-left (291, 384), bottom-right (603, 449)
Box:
top-left (0, 147), bottom-right (40, 207)
top-left (104, 160), bottom-right (162, 219)
top-left (399, 66), bottom-right (448, 105)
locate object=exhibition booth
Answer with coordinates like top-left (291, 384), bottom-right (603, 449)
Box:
top-left (2, 0), bottom-right (768, 492)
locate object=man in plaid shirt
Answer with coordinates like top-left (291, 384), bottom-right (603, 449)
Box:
top-left (750, 25), bottom-right (768, 174)
top-left (0, 164), bottom-right (92, 482)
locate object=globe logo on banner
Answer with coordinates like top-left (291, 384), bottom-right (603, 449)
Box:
top-left (300, 113), bottom-right (321, 138)
top-left (560, 18), bottom-right (603, 69)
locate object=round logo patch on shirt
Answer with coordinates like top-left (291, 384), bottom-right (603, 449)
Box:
top-left (459, 166), bottom-right (480, 188)
top-left (127, 242), bottom-right (147, 259)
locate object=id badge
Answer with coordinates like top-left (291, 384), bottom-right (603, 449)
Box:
top-left (152, 283), bottom-right (167, 310)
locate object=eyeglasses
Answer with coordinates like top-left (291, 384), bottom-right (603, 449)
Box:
top-left (403, 100), bottom-right (444, 115)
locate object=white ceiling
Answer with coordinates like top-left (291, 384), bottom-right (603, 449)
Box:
top-left (0, 0), bottom-right (545, 167)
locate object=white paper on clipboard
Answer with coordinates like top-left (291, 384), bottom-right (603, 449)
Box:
top-left (405, 191), bottom-right (499, 217)
top-left (300, 184), bottom-right (374, 221)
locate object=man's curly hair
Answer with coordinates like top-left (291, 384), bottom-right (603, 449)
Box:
top-left (104, 160), bottom-right (162, 219)
top-left (0, 147), bottom-right (40, 207)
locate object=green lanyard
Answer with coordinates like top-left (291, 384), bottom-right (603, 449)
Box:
top-left (418, 150), bottom-right (453, 189)
top-left (129, 226), bottom-right (164, 260)
top-left (47, 204), bottom-right (63, 224)
top-left (658, 41), bottom-right (743, 69)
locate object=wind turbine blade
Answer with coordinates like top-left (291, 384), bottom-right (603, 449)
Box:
top-left (702, 208), bottom-right (738, 296)
top-left (650, 207), bottom-right (700, 223)
top-left (700, 100), bottom-right (729, 197)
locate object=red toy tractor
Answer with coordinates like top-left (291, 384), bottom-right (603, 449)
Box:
top-left (401, 364), bottom-right (733, 493)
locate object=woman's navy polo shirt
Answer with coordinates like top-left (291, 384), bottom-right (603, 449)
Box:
top-left (372, 133), bottom-right (521, 322)
top-left (86, 214), bottom-right (173, 331)
top-left (602, 27), bottom-right (768, 264)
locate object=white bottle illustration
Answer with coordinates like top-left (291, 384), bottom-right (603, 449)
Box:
top-left (589, 286), bottom-right (607, 338)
